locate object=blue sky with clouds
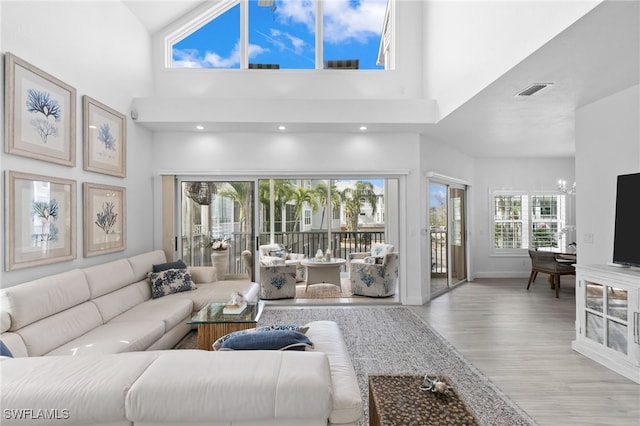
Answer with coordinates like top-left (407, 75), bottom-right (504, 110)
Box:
top-left (172, 0), bottom-right (387, 69)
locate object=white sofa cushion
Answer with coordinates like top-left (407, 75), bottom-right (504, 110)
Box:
top-left (1, 310), bottom-right (11, 332)
top-left (1, 269), bottom-right (90, 331)
top-left (189, 266), bottom-right (218, 284)
top-left (128, 250), bottom-right (167, 281)
top-left (304, 320), bottom-right (364, 424)
top-left (84, 259), bottom-right (136, 299)
top-left (17, 302), bottom-right (103, 356)
top-left (0, 332), bottom-right (28, 358)
top-left (109, 297), bottom-right (193, 332)
top-left (126, 351), bottom-right (332, 423)
top-left (1, 352), bottom-right (161, 425)
top-left (47, 321), bottom-right (165, 356)
top-left (91, 280), bottom-right (150, 323)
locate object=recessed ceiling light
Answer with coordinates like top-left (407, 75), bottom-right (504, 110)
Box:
top-left (359, 126), bottom-right (367, 131)
top-left (196, 125), bottom-right (204, 130)
top-left (278, 125), bottom-right (286, 131)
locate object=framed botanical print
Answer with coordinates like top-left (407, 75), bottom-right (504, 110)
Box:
top-left (83, 182), bottom-right (126, 257)
top-left (83, 95), bottom-right (126, 177)
top-left (4, 53), bottom-right (76, 166)
top-left (6, 171), bottom-right (77, 271)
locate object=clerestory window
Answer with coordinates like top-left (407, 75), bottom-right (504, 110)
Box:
top-left (168, 0), bottom-right (393, 70)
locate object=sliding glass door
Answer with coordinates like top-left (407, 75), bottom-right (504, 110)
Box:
top-left (179, 180), bottom-right (254, 276)
top-left (174, 175), bottom-right (399, 297)
top-left (430, 181), bottom-right (467, 297)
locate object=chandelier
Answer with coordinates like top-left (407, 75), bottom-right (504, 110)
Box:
top-left (557, 180), bottom-right (576, 195)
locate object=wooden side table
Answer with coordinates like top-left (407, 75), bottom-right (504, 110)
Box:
top-left (368, 375), bottom-right (479, 426)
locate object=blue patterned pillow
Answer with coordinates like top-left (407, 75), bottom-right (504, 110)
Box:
top-left (0, 340), bottom-right (13, 358)
top-left (213, 324), bottom-right (308, 351)
top-left (220, 330), bottom-right (313, 351)
top-left (147, 268), bottom-right (196, 299)
top-left (269, 249), bottom-right (286, 259)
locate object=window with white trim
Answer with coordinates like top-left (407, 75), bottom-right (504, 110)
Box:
top-left (492, 191), bottom-right (567, 254)
top-left (167, 0), bottom-right (393, 70)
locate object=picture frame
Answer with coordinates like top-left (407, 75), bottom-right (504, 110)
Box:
top-left (6, 171), bottom-right (77, 271)
top-left (83, 182), bottom-right (126, 257)
top-left (4, 52), bottom-right (77, 166)
top-left (83, 95), bottom-right (126, 177)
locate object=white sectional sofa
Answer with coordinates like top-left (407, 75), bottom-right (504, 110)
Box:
top-left (0, 250), bottom-right (364, 425)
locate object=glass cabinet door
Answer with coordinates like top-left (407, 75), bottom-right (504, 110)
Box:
top-left (585, 281), bottom-right (628, 355)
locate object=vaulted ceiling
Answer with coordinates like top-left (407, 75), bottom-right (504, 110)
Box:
top-left (123, 1), bottom-right (639, 158)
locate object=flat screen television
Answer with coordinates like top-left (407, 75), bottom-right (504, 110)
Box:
top-left (612, 172), bottom-right (640, 267)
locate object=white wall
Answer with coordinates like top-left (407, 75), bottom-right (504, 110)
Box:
top-left (423, 0), bottom-right (600, 119)
top-left (471, 157), bottom-right (575, 278)
top-left (420, 135), bottom-right (475, 296)
top-left (1, 1), bottom-right (155, 288)
top-left (575, 84), bottom-right (640, 265)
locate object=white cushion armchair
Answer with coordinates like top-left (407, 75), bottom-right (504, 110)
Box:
top-left (259, 264), bottom-right (297, 299)
top-left (349, 244), bottom-right (398, 297)
top-left (259, 243), bottom-right (306, 282)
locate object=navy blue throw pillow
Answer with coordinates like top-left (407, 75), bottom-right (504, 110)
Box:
top-left (0, 340), bottom-right (13, 357)
top-left (220, 330), bottom-right (313, 351)
top-left (152, 259), bottom-right (187, 272)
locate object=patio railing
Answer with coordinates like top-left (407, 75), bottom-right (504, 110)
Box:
top-left (431, 229), bottom-right (447, 274)
top-left (182, 230), bottom-right (386, 274)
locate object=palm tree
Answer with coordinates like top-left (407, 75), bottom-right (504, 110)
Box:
top-left (341, 181), bottom-right (378, 232)
top-left (289, 186), bottom-right (319, 232)
top-left (217, 182), bottom-right (252, 249)
top-left (315, 182), bottom-right (341, 229)
top-left (258, 179), bottom-right (294, 233)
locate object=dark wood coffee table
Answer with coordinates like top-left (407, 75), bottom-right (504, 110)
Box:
top-left (368, 375), bottom-right (479, 426)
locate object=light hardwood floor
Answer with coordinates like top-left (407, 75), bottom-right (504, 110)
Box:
top-left (410, 277), bottom-right (640, 426)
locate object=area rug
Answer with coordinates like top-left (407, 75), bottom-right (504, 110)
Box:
top-left (175, 306), bottom-right (536, 426)
top-left (294, 279), bottom-right (353, 298)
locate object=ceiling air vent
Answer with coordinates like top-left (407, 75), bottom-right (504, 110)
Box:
top-left (515, 83), bottom-right (553, 97)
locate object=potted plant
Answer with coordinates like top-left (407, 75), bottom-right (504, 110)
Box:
top-left (209, 238), bottom-right (231, 274)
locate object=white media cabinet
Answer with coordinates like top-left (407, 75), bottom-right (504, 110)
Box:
top-left (572, 265), bottom-right (640, 383)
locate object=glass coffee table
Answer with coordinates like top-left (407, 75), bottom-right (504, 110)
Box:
top-left (188, 301), bottom-right (264, 350)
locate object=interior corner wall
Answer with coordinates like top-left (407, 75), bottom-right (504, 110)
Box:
top-left (471, 157), bottom-right (575, 278)
top-left (423, 0), bottom-right (601, 119)
top-left (1, 1), bottom-right (155, 288)
top-left (419, 135), bottom-right (474, 298)
top-left (575, 84), bottom-right (640, 266)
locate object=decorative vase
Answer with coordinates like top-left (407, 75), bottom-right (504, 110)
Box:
top-left (211, 250), bottom-right (229, 274)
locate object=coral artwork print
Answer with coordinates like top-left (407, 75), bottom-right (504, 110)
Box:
top-left (95, 201), bottom-right (118, 235)
top-left (31, 199), bottom-right (59, 244)
top-left (26, 89), bottom-right (62, 143)
top-left (98, 123), bottom-right (116, 150)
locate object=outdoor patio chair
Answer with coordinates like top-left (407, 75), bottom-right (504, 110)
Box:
top-left (349, 252), bottom-right (399, 297)
top-left (259, 264), bottom-right (297, 299)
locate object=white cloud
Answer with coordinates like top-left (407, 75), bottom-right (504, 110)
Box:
top-left (322, 0), bottom-right (387, 44)
top-left (173, 43), bottom-right (271, 68)
top-left (275, 0), bottom-right (316, 31)
top-left (273, 0), bottom-right (386, 44)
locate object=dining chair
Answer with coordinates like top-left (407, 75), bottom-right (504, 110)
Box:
top-left (527, 249), bottom-right (575, 298)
